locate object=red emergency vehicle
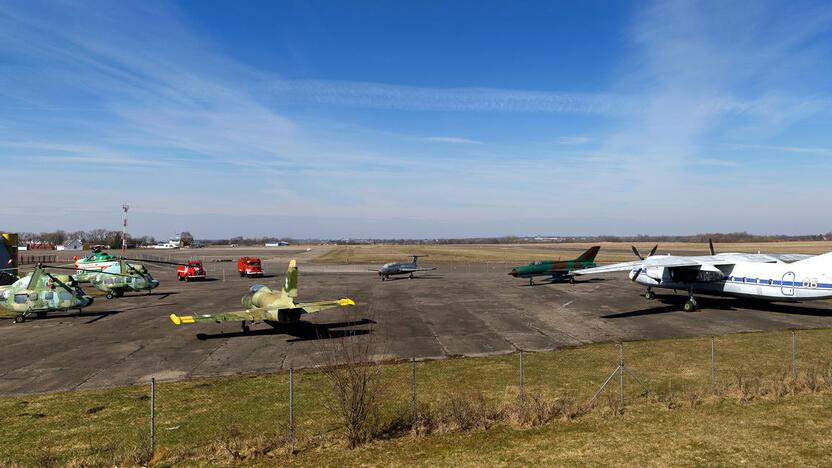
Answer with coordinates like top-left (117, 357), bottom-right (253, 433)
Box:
top-left (177, 261), bottom-right (206, 282)
top-left (237, 257), bottom-right (263, 277)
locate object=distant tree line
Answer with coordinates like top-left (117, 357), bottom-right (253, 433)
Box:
top-left (14, 230), bottom-right (157, 248)
top-left (7, 230), bottom-right (832, 247)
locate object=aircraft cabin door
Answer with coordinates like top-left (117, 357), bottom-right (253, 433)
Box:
top-left (782, 272), bottom-right (796, 297)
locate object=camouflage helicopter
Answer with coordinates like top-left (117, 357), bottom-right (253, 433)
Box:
top-left (82, 257), bottom-right (186, 299)
top-left (171, 259), bottom-right (355, 333)
top-left (0, 264), bottom-right (96, 323)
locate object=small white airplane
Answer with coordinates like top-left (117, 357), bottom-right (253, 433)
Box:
top-left (573, 240), bottom-right (827, 311)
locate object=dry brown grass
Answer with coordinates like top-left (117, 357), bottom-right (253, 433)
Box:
top-left (311, 241), bottom-right (832, 265)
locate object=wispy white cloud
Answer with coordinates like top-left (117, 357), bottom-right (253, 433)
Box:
top-left (419, 136), bottom-right (483, 145)
top-left (730, 144), bottom-right (832, 157)
top-left (556, 136), bottom-right (593, 146)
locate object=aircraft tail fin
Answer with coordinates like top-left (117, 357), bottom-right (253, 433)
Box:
top-left (282, 259), bottom-right (298, 298)
top-left (576, 246), bottom-right (601, 262)
top-left (411, 255), bottom-right (426, 265)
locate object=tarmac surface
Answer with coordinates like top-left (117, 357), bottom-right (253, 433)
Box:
top-left (3, 247), bottom-right (832, 395)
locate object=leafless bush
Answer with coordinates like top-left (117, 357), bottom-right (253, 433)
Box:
top-left (33, 446), bottom-right (57, 468)
top-left (504, 394), bottom-right (557, 428)
top-left (209, 426), bottom-right (289, 463)
top-left (317, 322), bottom-right (385, 448)
top-left (120, 430), bottom-right (153, 466)
top-left (439, 392), bottom-right (501, 431)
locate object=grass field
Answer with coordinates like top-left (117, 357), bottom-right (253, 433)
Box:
top-left (311, 241), bottom-right (832, 265)
top-left (3, 328), bottom-right (832, 466)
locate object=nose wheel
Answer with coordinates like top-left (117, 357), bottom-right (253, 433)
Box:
top-left (644, 289), bottom-right (656, 300)
top-left (683, 298), bottom-right (698, 312)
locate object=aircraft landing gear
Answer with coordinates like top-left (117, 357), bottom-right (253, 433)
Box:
top-left (644, 288), bottom-right (656, 300)
top-left (14, 314), bottom-right (26, 323)
top-left (569, 276), bottom-right (575, 285)
top-left (106, 291), bottom-right (115, 300)
top-left (409, 273), bottom-right (414, 279)
top-left (241, 322), bottom-right (250, 333)
top-left (529, 277), bottom-right (534, 286)
top-left (683, 288), bottom-right (698, 312)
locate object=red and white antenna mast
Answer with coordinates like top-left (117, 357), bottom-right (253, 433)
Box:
top-left (122, 203), bottom-right (129, 254)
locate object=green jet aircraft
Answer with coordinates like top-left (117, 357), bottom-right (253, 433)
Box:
top-left (508, 246), bottom-right (601, 285)
top-left (170, 259), bottom-right (356, 333)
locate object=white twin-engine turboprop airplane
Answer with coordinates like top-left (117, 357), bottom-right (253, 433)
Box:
top-left (573, 241), bottom-right (829, 312)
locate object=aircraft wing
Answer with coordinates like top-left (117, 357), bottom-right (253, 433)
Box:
top-left (405, 267), bottom-right (437, 272)
top-left (297, 298), bottom-right (356, 314)
top-left (170, 307), bottom-right (272, 325)
top-left (572, 260), bottom-right (643, 275)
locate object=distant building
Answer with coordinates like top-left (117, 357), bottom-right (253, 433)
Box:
top-left (265, 241), bottom-right (290, 247)
top-left (152, 236), bottom-right (182, 249)
top-left (56, 239), bottom-right (83, 251)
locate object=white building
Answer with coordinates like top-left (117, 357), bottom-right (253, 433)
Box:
top-left (56, 239), bottom-right (84, 251)
top-left (152, 236), bottom-right (182, 249)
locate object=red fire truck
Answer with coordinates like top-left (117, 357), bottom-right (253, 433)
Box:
top-left (237, 257), bottom-right (263, 277)
top-left (177, 260), bottom-right (206, 282)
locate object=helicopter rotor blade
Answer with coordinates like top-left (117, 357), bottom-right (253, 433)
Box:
top-left (41, 264), bottom-right (135, 278)
top-left (43, 270), bottom-right (81, 296)
top-left (121, 257), bottom-right (188, 267)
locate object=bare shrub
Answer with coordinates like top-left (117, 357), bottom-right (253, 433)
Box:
top-left (33, 446), bottom-right (58, 468)
top-left (205, 425), bottom-right (289, 463)
top-left (317, 324), bottom-right (385, 448)
top-left (505, 394), bottom-right (557, 428)
top-left (439, 392), bottom-right (501, 431)
top-left (120, 430), bottom-right (153, 466)
top-left (411, 402), bottom-right (437, 436)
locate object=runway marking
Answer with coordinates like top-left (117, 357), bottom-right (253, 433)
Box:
top-left (561, 300), bottom-right (574, 308)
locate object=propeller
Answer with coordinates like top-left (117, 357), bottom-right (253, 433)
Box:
top-left (630, 244), bottom-right (658, 282)
top-left (709, 238), bottom-right (716, 256)
top-left (631, 244), bottom-right (658, 261)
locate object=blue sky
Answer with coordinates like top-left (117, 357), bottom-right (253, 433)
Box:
top-left (2, 0), bottom-right (832, 239)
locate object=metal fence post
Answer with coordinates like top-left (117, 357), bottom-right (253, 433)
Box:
top-left (792, 331), bottom-right (797, 381)
top-left (710, 336), bottom-right (715, 390)
top-left (150, 377), bottom-right (155, 456)
top-left (619, 343), bottom-right (624, 410)
top-left (411, 358), bottom-right (417, 420)
top-left (289, 368), bottom-right (294, 443)
top-left (519, 351), bottom-right (525, 403)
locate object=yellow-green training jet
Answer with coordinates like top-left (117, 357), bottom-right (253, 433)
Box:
top-left (170, 259), bottom-right (356, 333)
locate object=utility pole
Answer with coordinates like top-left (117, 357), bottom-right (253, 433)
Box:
top-left (122, 204), bottom-right (130, 254)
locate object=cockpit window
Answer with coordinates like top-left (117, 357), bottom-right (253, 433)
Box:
top-left (249, 284), bottom-right (266, 294)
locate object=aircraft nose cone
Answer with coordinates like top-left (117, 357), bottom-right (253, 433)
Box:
top-left (509, 269), bottom-right (518, 277)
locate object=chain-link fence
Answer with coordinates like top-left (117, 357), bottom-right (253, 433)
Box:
top-left (5, 329), bottom-right (831, 465)
top-left (125, 329), bottom-right (830, 457)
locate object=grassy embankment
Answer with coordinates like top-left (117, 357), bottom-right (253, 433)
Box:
top-left (3, 328), bottom-right (832, 466)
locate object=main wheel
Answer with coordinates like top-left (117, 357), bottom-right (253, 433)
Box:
top-left (683, 300), bottom-right (697, 312)
top-left (570, 276), bottom-right (575, 284)
top-left (14, 314), bottom-right (25, 323)
top-left (242, 323), bottom-right (250, 333)
top-left (645, 291), bottom-right (656, 300)
top-left (106, 291), bottom-right (115, 300)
